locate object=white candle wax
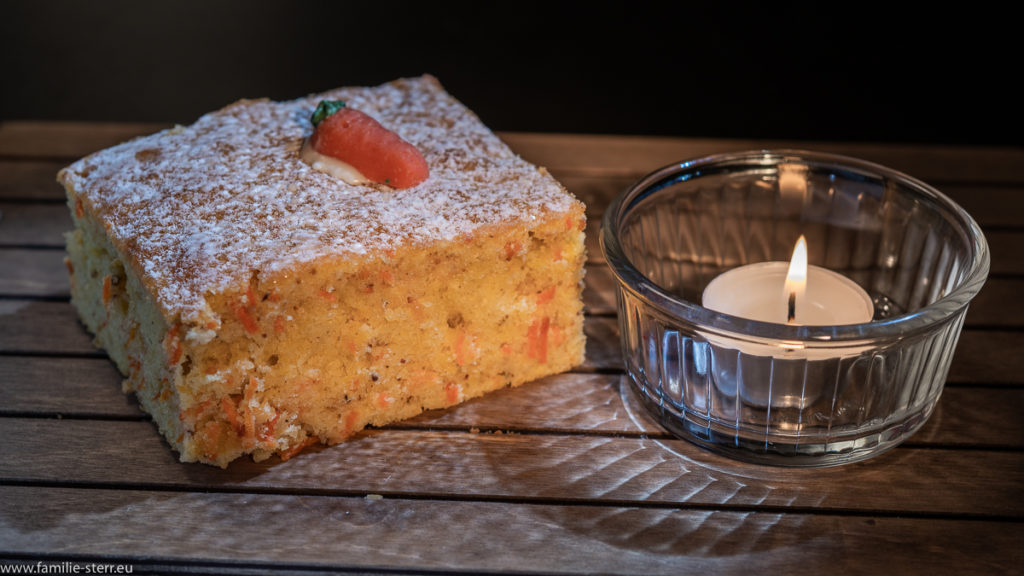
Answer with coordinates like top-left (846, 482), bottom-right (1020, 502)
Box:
top-left (702, 262), bottom-right (874, 326)
top-left (699, 247), bottom-right (875, 407)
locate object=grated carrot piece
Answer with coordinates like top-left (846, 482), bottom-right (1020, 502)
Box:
top-left (234, 304), bottom-right (259, 334)
top-left (503, 241), bottom-right (522, 261)
top-left (101, 275), bottom-right (113, 305)
top-left (536, 286), bottom-right (557, 305)
top-left (163, 324), bottom-right (182, 365)
top-left (445, 382), bottom-right (461, 404)
top-left (200, 420), bottom-right (223, 461)
top-left (526, 316), bottom-right (550, 363)
top-left (179, 400), bottom-right (213, 424)
top-left (549, 324), bottom-right (566, 347)
top-left (343, 410), bottom-right (361, 436)
top-left (245, 284), bottom-right (257, 307)
top-left (454, 329), bottom-right (470, 366)
top-left (221, 396), bottom-right (244, 436)
top-left (280, 436), bottom-right (317, 461)
top-left (241, 377), bottom-right (260, 447)
top-left (261, 410), bottom-right (281, 446)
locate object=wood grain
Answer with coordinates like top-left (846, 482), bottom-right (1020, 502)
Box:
top-left (0, 202), bottom-right (70, 246)
top-left (0, 249), bottom-right (68, 297)
top-left (947, 330), bottom-right (1024, 385)
top-left (0, 299), bottom-right (98, 355)
top-left (0, 160), bottom-right (68, 200)
top-left (3, 485), bottom-right (1019, 575)
top-left (0, 121), bottom-right (170, 159)
top-left (502, 132), bottom-right (1024, 183)
top-left (2, 417), bottom-right (1022, 518)
top-left (0, 356), bottom-right (139, 417)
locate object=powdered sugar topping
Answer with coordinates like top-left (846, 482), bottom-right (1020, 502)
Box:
top-left (61, 76), bottom-right (578, 321)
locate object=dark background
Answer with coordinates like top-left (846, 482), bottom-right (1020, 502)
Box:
top-left (2, 1), bottom-right (1018, 147)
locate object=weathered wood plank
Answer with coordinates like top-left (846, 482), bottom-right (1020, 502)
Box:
top-left (1, 417), bottom-right (1021, 517)
top-left (0, 356), bottom-right (138, 417)
top-left (5, 355), bottom-right (1018, 449)
top-left (0, 249), bottom-right (67, 297)
top-left (503, 132), bottom-right (1024, 184)
top-left (581, 315), bottom-right (621, 371)
top-left (945, 185), bottom-right (1024, 230)
top-left (947, 330), bottom-right (1024, 385)
top-left (0, 299), bottom-right (97, 355)
top-left (0, 160), bottom-right (67, 200)
top-left (2, 486), bottom-right (1018, 575)
top-left (0, 121), bottom-right (170, 159)
top-left (911, 386), bottom-right (1024, 448)
top-left (0, 202), bottom-right (70, 246)
top-left (963, 278), bottom-right (1024, 326)
top-left (986, 231), bottom-right (1024, 275)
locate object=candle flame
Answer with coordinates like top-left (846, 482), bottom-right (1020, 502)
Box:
top-left (784, 235), bottom-right (808, 324)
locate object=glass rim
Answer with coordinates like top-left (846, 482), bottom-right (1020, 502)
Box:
top-left (600, 149), bottom-right (991, 343)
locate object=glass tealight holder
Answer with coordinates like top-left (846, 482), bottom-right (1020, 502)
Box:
top-left (600, 150), bottom-right (989, 466)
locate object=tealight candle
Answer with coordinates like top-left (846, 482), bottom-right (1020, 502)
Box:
top-left (702, 236), bottom-right (874, 326)
top-left (700, 236), bottom-right (875, 408)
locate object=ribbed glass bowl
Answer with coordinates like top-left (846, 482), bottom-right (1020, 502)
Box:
top-left (601, 150), bottom-right (989, 466)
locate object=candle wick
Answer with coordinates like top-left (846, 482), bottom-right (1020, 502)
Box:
top-left (787, 290), bottom-right (796, 324)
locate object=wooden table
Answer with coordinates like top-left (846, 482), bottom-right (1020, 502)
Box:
top-left (1, 122), bottom-right (1022, 574)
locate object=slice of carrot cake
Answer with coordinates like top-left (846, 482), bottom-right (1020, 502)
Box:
top-left (59, 75), bottom-right (586, 467)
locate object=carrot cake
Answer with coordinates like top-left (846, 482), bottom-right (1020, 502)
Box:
top-left (59, 75), bottom-right (587, 467)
